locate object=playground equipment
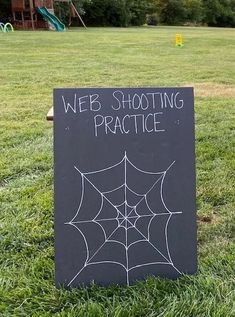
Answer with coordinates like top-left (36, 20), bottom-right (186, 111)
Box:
top-left (36, 6), bottom-right (66, 31)
top-left (11, 0), bottom-right (86, 31)
top-left (0, 22), bottom-right (14, 32)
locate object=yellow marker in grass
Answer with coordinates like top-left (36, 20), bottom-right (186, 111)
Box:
top-left (175, 34), bottom-right (183, 47)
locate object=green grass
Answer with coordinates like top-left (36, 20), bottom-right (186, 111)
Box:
top-left (0, 26), bottom-right (235, 316)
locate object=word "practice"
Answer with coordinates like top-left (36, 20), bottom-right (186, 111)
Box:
top-left (94, 112), bottom-right (164, 136)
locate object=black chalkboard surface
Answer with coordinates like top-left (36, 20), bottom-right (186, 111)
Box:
top-left (54, 87), bottom-right (197, 287)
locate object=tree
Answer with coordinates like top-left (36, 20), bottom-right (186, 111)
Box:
top-left (54, 0), bottom-right (91, 25)
top-left (183, 0), bottom-right (204, 23)
top-left (156, 0), bottom-right (187, 25)
top-left (0, 0), bottom-right (11, 23)
top-left (83, 0), bottom-right (123, 26)
top-left (202, 0), bottom-right (235, 27)
top-left (83, 0), bottom-right (155, 27)
top-left (128, 0), bottom-right (156, 26)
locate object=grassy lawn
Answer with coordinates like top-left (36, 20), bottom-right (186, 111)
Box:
top-left (0, 26), bottom-right (235, 316)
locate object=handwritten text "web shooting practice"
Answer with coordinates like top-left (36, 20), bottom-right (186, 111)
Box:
top-left (62, 90), bottom-right (184, 137)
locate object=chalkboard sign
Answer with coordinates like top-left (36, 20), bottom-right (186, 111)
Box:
top-left (54, 87), bottom-right (197, 287)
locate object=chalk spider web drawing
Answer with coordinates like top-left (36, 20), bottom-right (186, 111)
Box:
top-left (66, 152), bottom-right (182, 286)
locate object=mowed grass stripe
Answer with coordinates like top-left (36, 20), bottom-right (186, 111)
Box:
top-left (0, 27), bottom-right (235, 316)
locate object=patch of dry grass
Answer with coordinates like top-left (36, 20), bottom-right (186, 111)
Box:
top-left (187, 83), bottom-right (235, 98)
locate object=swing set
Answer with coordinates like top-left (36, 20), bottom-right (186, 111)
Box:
top-left (11, 0), bottom-right (86, 30)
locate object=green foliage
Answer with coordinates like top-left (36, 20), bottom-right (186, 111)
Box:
top-left (155, 0), bottom-right (187, 25)
top-left (183, 0), bottom-right (204, 23)
top-left (1, 0), bottom-right (235, 26)
top-left (202, 0), bottom-right (235, 27)
top-left (73, 0), bottom-right (92, 15)
top-left (83, 0), bottom-right (155, 27)
top-left (83, 0), bottom-right (129, 27)
top-left (128, 0), bottom-right (155, 26)
top-left (146, 13), bottom-right (159, 25)
top-left (54, 0), bottom-right (91, 26)
top-left (0, 0), bottom-right (11, 22)
top-left (154, 0), bottom-right (235, 26)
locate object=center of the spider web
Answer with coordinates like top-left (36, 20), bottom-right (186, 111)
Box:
top-left (117, 203), bottom-right (139, 229)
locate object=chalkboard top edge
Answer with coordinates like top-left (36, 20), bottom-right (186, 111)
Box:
top-left (53, 87), bottom-right (194, 91)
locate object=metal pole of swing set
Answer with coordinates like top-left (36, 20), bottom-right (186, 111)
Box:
top-left (70, 1), bottom-right (87, 29)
